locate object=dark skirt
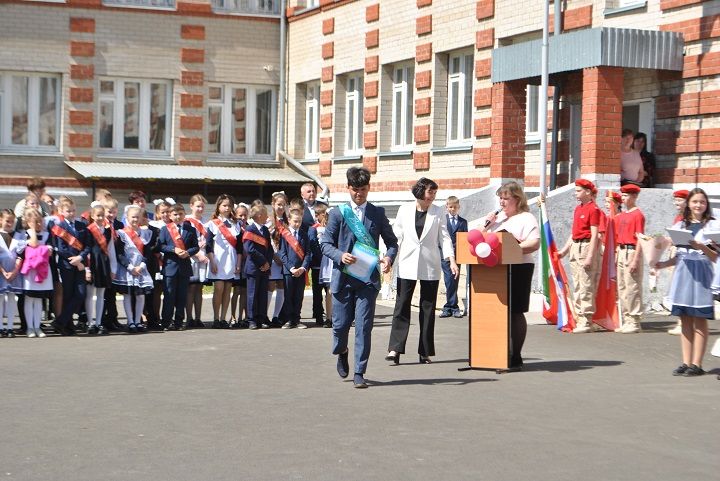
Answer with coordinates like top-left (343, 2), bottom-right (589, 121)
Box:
top-left (25, 289), bottom-right (52, 299)
top-left (509, 263), bottom-right (534, 314)
top-left (114, 285), bottom-right (154, 296)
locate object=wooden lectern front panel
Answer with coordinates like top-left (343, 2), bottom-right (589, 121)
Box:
top-left (469, 264), bottom-right (509, 369)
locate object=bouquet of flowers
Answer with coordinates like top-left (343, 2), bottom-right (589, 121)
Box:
top-left (636, 233), bottom-right (672, 267)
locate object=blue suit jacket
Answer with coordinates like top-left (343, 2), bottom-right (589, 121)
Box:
top-left (158, 221), bottom-right (199, 277)
top-left (243, 223), bottom-right (273, 277)
top-left (307, 225), bottom-right (322, 269)
top-left (48, 218), bottom-right (90, 270)
top-left (278, 228), bottom-right (312, 275)
top-left (446, 214), bottom-right (468, 248)
top-left (320, 202), bottom-right (398, 293)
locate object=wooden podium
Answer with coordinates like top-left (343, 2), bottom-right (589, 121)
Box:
top-left (456, 231), bottom-right (523, 370)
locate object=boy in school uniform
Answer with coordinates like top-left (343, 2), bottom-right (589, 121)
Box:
top-left (243, 204), bottom-right (273, 330)
top-left (614, 184), bottom-right (645, 334)
top-left (558, 179), bottom-right (602, 334)
top-left (48, 197), bottom-right (90, 336)
top-left (279, 209), bottom-right (312, 329)
top-left (158, 204), bottom-right (199, 330)
top-left (439, 196), bottom-right (468, 318)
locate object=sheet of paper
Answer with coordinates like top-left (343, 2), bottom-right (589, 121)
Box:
top-left (343, 242), bottom-right (380, 283)
top-left (703, 230), bottom-right (720, 243)
top-left (665, 227), bottom-right (694, 246)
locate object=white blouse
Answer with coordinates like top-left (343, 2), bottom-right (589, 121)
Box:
top-left (487, 211), bottom-right (540, 264)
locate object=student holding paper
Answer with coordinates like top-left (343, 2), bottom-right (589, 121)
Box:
top-left (654, 188), bottom-right (719, 377)
top-left (386, 178), bottom-right (459, 366)
top-left (320, 167), bottom-right (398, 388)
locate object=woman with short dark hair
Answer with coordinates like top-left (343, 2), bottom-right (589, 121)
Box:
top-left (386, 178), bottom-right (459, 364)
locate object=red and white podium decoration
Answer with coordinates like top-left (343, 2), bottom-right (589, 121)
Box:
top-left (467, 229), bottom-right (500, 267)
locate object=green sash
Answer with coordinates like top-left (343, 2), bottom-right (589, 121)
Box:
top-left (339, 203), bottom-right (376, 249)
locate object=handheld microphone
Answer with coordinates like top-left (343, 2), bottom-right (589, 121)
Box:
top-left (483, 209), bottom-right (501, 228)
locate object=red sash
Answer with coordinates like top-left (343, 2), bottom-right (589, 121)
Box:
top-left (50, 216), bottom-right (84, 251)
top-left (187, 217), bottom-right (207, 237)
top-left (212, 218), bottom-right (237, 248)
top-left (242, 230), bottom-right (268, 248)
top-left (166, 223), bottom-right (187, 250)
top-left (87, 223), bottom-right (109, 256)
top-left (280, 227), bottom-right (305, 260)
top-left (122, 227), bottom-right (145, 254)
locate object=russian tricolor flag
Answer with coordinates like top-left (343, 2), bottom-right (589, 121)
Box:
top-left (540, 201), bottom-right (575, 331)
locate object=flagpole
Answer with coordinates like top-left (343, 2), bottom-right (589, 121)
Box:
top-left (539, 0), bottom-right (550, 196)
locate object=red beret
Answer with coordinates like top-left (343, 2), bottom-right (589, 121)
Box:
top-left (673, 189), bottom-right (689, 199)
top-left (620, 184), bottom-right (641, 194)
top-left (607, 192), bottom-right (622, 203)
top-left (575, 179), bottom-right (596, 192)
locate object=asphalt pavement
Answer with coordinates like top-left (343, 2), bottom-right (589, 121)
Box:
top-left (1, 300), bottom-right (718, 481)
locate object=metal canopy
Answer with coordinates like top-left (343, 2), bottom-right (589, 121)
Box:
top-left (65, 161), bottom-right (311, 183)
top-left (491, 27), bottom-right (684, 83)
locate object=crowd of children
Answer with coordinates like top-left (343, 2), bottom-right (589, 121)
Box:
top-left (0, 178), bottom-right (332, 338)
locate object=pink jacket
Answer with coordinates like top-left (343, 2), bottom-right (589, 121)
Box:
top-left (20, 244), bottom-right (51, 283)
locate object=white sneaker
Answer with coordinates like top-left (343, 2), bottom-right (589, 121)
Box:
top-left (296, 323), bottom-right (308, 329)
top-left (36, 329), bottom-right (46, 338)
top-left (27, 330), bottom-right (36, 338)
top-left (668, 324), bottom-right (682, 335)
top-left (614, 325), bottom-right (625, 333)
top-left (572, 326), bottom-right (591, 334)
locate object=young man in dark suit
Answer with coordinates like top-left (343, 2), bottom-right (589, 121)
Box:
top-left (440, 196), bottom-right (468, 318)
top-left (278, 209), bottom-right (312, 329)
top-left (49, 197), bottom-right (90, 336)
top-left (158, 204), bottom-right (199, 330)
top-left (243, 204), bottom-right (273, 330)
top-left (320, 167), bottom-right (398, 388)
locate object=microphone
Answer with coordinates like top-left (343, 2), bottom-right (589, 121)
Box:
top-left (483, 209), bottom-right (501, 228)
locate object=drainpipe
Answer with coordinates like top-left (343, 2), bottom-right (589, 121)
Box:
top-left (278, 0), bottom-right (287, 154)
top-left (279, 150), bottom-right (330, 200)
top-left (549, 0), bottom-right (563, 190)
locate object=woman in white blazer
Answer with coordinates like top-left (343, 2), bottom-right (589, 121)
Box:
top-left (386, 178), bottom-right (459, 364)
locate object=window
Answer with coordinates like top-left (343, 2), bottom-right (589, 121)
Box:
top-left (307, 0), bottom-right (319, 7)
top-left (392, 66), bottom-right (414, 149)
top-left (98, 79), bottom-right (172, 154)
top-left (526, 84), bottom-right (541, 143)
top-left (211, 0), bottom-right (279, 15)
top-left (0, 73), bottom-right (60, 151)
top-left (305, 83), bottom-right (320, 158)
top-left (103, 0), bottom-right (175, 8)
top-left (208, 84), bottom-right (276, 157)
top-left (447, 53), bottom-right (473, 145)
top-left (345, 75), bottom-right (363, 154)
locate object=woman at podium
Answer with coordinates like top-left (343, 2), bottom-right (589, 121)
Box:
top-left (386, 178), bottom-right (459, 365)
top-left (481, 182), bottom-right (540, 370)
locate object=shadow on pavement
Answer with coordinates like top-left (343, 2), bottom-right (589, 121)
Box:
top-left (368, 377), bottom-right (498, 387)
top-left (525, 359), bottom-right (623, 372)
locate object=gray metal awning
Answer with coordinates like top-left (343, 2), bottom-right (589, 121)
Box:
top-left (491, 27), bottom-right (684, 83)
top-left (65, 161), bottom-right (311, 183)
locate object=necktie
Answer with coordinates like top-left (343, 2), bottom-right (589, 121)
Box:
top-left (294, 230), bottom-right (298, 240)
top-left (355, 206), bottom-right (362, 222)
top-left (451, 217), bottom-right (457, 230)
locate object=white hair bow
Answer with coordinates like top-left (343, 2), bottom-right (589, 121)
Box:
top-left (316, 196), bottom-right (329, 206)
top-left (153, 197), bottom-right (176, 206)
top-left (235, 202), bottom-right (249, 210)
top-left (90, 201), bottom-right (102, 208)
top-left (271, 191), bottom-right (285, 197)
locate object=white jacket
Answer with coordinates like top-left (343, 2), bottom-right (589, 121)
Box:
top-left (393, 202), bottom-right (454, 281)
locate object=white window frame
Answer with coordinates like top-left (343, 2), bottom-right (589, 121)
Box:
top-left (446, 53), bottom-right (473, 146)
top-left (525, 84), bottom-right (542, 144)
top-left (97, 78), bottom-right (173, 155)
top-left (306, 0), bottom-right (319, 8)
top-left (0, 72), bottom-right (61, 152)
top-left (391, 65), bottom-right (414, 150)
top-left (305, 83), bottom-right (320, 159)
top-left (345, 74), bottom-right (364, 155)
top-left (207, 83), bottom-right (277, 159)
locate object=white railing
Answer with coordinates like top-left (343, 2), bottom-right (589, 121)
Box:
top-left (103, 0), bottom-right (175, 8)
top-left (212, 0), bottom-right (280, 15)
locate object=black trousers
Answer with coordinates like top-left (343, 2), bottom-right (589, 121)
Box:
top-left (311, 268), bottom-right (324, 320)
top-left (102, 286), bottom-right (118, 325)
top-left (57, 268), bottom-right (86, 330)
top-left (388, 278), bottom-right (439, 357)
top-left (162, 275), bottom-right (190, 327)
top-left (281, 274), bottom-right (305, 324)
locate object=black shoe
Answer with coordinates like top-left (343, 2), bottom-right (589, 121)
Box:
top-left (261, 322), bottom-right (271, 329)
top-left (51, 320), bottom-right (68, 336)
top-left (337, 350), bottom-right (349, 379)
top-left (281, 321), bottom-right (295, 329)
top-left (76, 321), bottom-right (88, 333)
top-left (6, 329), bottom-right (15, 338)
top-left (315, 321), bottom-right (325, 328)
top-left (128, 325), bottom-right (138, 334)
top-left (248, 321), bottom-right (258, 330)
top-left (212, 319), bottom-right (222, 329)
top-left (324, 320), bottom-right (333, 328)
top-left (439, 309), bottom-right (452, 318)
top-left (177, 324), bottom-right (186, 331)
top-left (353, 373), bottom-right (368, 389)
top-left (683, 364), bottom-right (705, 377)
top-left (220, 320), bottom-right (231, 329)
top-left (194, 319), bottom-right (205, 329)
top-left (87, 325), bottom-right (99, 335)
top-left (105, 321), bottom-right (122, 332)
top-left (672, 363), bottom-right (689, 376)
top-left (166, 324), bottom-right (178, 331)
top-left (0, 329), bottom-right (6, 338)
top-left (136, 324), bottom-right (146, 333)
top-left (97, 326), bottom-right (109, 336)
top-left (419, 356), bottom-right (432, 364)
